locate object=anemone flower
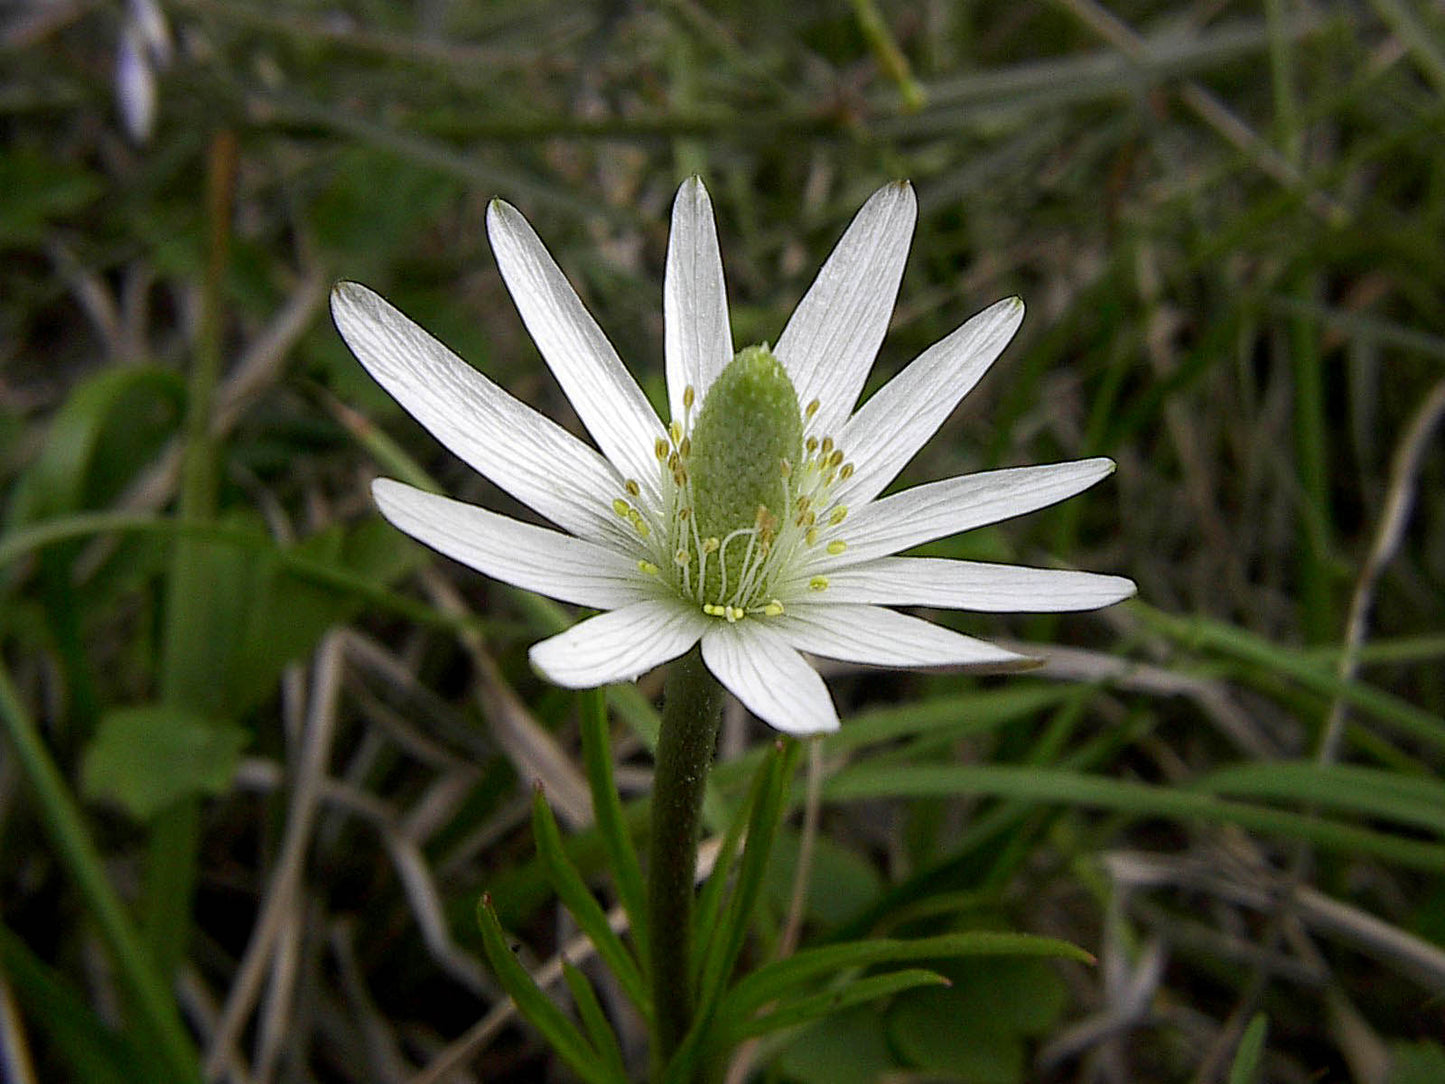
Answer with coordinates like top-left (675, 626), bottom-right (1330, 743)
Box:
top-left (332, 178), bottom-right (1134, 735)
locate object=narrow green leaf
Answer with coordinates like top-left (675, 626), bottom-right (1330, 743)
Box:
top-left (728, 968), bottom-right (948, 1041)
top-left (1229, 1013), bottom-right (1269, 1084)
top-left (720, 932), bottom-right (1092, 1025)
top-left (531, 787), bottom-right (649, 1015)
top-left (560, 961), bottom-right (629, 1083)
top-left (475, 893), bottom-right (612, 1084)
top-left (577, 688), bottom-right (649, 970)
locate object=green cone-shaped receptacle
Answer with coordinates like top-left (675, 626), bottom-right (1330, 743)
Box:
top-left (688, 345), bottom-right (802, 600)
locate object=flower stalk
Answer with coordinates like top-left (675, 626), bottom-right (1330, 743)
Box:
top-left (647, 645), bottom-right (726, 1069)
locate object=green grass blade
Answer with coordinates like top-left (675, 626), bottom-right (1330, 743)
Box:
top-left (0, 665), bottom-right (200, 1081)
top-left (824, 764), bottom-right (1445, 871)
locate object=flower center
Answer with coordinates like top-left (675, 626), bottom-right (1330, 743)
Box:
top-left (612, 345), bottom-right (855, 621)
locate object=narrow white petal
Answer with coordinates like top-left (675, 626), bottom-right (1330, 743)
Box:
top-left (774, 182), bottom-right (917, 437)
top-left (798, 557), bottom-right (1137, 612)
top-left (487, 200), bottom-right (666, 500)
top-left (529, 600), bottom-right (708, 688)
top-left (701, 622), bottom-right (839, 735)
top-left (775, 604), bottom-right (1032, 669)
top-left (332, 283), bottom-right (632, 548)
top-left (372, 479), bottom-right (654, 610)
top-left (817, 459), bottom-right (1117, 570)
top-left (665, 177), bottom-right (733, 421)
top-left (836, 298), bottom-right (1024, 506)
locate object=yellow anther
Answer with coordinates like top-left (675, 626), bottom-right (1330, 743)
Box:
top-left (820, 436), bottom-right (833, 457)
top-left (809, 576), bottom-right (829, 591)
top-left (612, 498), bottom-right (631, 517)
top-left (763, 600), bottom-right (784, 616)
top-left (780, 457), bottom-right (792, 477)
top-left (827, 449), bottom-right (844, 469)
top-left (679, 436), bottom-right (691, 458)
top-left (683, 385), bottom-right (696, 409)
top-left (674, 549), bottom-right (691, 566)
top-left (840, 462), bottom-right (855, 481)
top-left (704, 603), bottom-right (721, 616)
top-left (638, 560), bottom-right (660, 575)
top-left (669, 420), bottom-right (683, 444)
top-left (827, 539), bottom-right (846, 555)
top-left (668, 452), bottom-right (680, 472)
top-left (796, 495), bottom-right (811, 512)
top-left (805, 435), bottom-right (819, 454)
top-left (678, 506), bottom-right (691, 520)
top-left (702, 537), bottom-right (720, 554)
top-left (673, 468), bottom-right (687, 486)
top-left (655, 437), bottom-right (670, 459)
top-left (625, 478), bottom-right (640, 497)
top-left (726, 606), bottom-right (744, 623)
top-left (805, 398), bottom-right (820, 419)
top-left (830, 505), bottom-right (848, 525)
top-left (803, 510), bottom-right (816, 528)
top-left (805, 527), bottom-right (819, 546)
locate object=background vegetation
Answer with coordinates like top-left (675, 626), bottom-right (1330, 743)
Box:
top-left (2, 0), bottom-right (1444, 1080)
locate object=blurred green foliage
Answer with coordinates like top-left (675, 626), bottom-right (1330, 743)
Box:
top-left (2, 0), bottom-right (1444, 1081)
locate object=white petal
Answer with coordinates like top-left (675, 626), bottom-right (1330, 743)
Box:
top-left (774, 182), bottom-right (917, 438)
top-left (701, 621), bottom-right (839, 735)
top-left (775, 604), bottom-right (1032, 669)
top-left (799, 557), bottom-right (1137, 612)
top-left (836, 297), bottom-right (1024, 506)
top-left (372, 478), bottom-right (654, 610)
top-left (487, 200), bottom-right (666, 501)
top-left (332, 283), bottom-right (631, 549)
top-left (529, 600), bottom-right (708, 688)
top-left (817, 459), bottom-right (1117, 570)
top-left (665, 177), bottom-right (733, 422)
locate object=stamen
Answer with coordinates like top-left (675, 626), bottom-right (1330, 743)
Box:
top-left (655, 437), bottom-right (669, 460)
top-left (638, 560), bottom-right (659, 575)
top-left (805, 398), bottom-right (820, 420)
top-left (830, 506), bottom-right (848, 525)
top-left (827, 540), bottom-right (846, 555)
top-left (674, 549), bottom-right (691, 566)
top-left (839, 463), bottom-right (854, 480)
top-left (763, 600), bottom-right (784, 616)
top-left (683, 385), bottom-right (695, 410)
top-left (820, 436), bottom-right (833, 457)
top-left (612, 498), bottom-right (631, 517)
top-left (669, 420), bottom-right (683, 445)
top-left (808, 576), bottom-right (829, 591)
top-left (679, 436), bottom-right (691, 458)
top-left (625, 479), bottom-right (640, 497)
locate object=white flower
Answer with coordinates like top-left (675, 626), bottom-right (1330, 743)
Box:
top-left (332, 178), bottom-right (1135, 735)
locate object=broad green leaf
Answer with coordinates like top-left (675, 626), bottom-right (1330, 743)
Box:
top-left (775, 1003), bottom-right (898, 1084)
top-left (762, 829), bottom-right (883, 928)
top-left (1388, 1040), bottom-right (1445, 1084)
top-left (81, 706), bottom-right (248, 820)
top-left (6, 366), bottom-right (184, 530)
top-left (886, 956), bottom-right (1068, 1081)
